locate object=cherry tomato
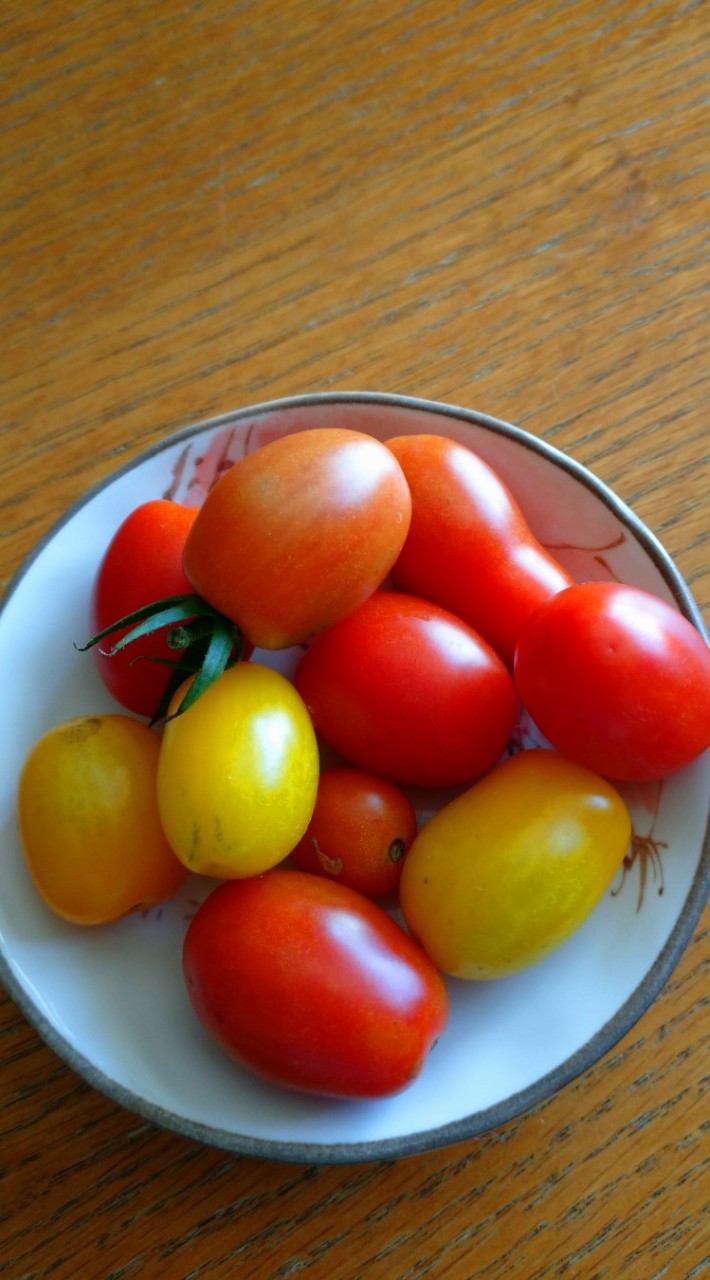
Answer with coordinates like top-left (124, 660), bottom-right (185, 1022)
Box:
top-left (183, 870), bottom-right (449, 1098)
top-left (91, 500), bottom-right (199, 718)
top-left (182, 428), bottom-right (412, 650)
top-left (157, 663), bottom-right (319, 878)
top-left (514, 581), bottom-right (710, 781)
top-left (17, 715), bottom-right (186, 925)
top-left (399, 748), bottom-right (631, 980)
top-left (295, 591), bottom-right (519, 788)
top-left (386, 434), bottom-right (573, 666)
top-left (290, 768), bottom-right (418, 898)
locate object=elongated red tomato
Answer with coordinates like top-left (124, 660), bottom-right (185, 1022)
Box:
top-left (295, 592), bottom-right (519, 788)
top-left (183, 871), bottom-right (449, 1098)
top-left (514, 581), bottom-right (710, 781)
top-left (92, 500), bottom-right (199, 717)
top-left (183, 428), bottom-right (412, 649)
top-left (386, 434), bottom-right (573, 666)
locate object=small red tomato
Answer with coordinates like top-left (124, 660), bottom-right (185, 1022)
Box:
top-left (514, 581), bottom-right (710, 781)
top-left (386, 434), bottom-right (573, 666)
top-left (295, 592), bottom-right (519, 788)
top-left (183, 428), bottom-right (412, 649)
top-left (183, 871), bottom-right (449, 1099)
top-left (291, 768), bottom-right (418, 898)
top-left (91, 501), bottom-right (199, 717)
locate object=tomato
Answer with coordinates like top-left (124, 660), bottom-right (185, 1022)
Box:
top-left (91, 500), bottom-right (199, 718)
top-left (399, 749), bottom-right (631, 980)
top-left (514, 581), bottom-right (710, 781)
top-left (290, 768), bottom-right (418, 898)
top-left (17, 715), bottom-right (186, 925)
top-left (182, 428), bottom-right (412, 650)
top-left (386, 434), bottom-right (573, 666)
top-left (157, 663), bottom-right (319, 878)
top-left (295, 591), bottom-right (519, 788)
top-left (183, 870), bottom-right (448, 1098)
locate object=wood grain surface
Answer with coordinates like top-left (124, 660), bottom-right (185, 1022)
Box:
top-left (1, 2), bottom-right (708, 1277)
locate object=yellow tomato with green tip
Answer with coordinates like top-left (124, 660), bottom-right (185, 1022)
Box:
top-left (157, 663), bottom-right (319, 878)
top-left (399, 749), bottom-right (631, 980)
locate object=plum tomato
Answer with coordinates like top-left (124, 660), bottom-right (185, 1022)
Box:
top-left (17, 715), bottom-right (187, 925)
top-left (157, 663), bottom-right (319, 878)
top-left (290, 767), bottom-right (418, 898)
top-left (91, 500), bottom-right (200, 718)
top-left (294, 591), bottom-right (519, 789)
top-left (386, 434), bottom-right (573, 666)
top-left (514, 581), bottom-right (710, 781)
top-left (183, 870), bottom-right (449, 1098)
top-left (399, 748), bottom-right (631, 980)
top-left (182, 427), bottom-right (412, 650)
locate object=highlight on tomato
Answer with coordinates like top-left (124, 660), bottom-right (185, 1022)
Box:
top-left (290, 767), bottom-right (418, 898)
top-left (399, 748), bottom-right (631, 980)
top-left (183, 870), bottom-right (449, 1098)
top-left (514, 581), bottom-right (710, 781)
top-left (157, 662), bottom-right (319, 879)
top-left (17, 715), bottom-right (187, 925)
top-left (386, 433), bottom-right (573, 666)
top-left (295, 591), bottom-right (519, 789)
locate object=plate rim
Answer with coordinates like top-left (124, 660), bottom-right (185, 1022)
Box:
top-left (2, 389), bottom-right (709, 1164)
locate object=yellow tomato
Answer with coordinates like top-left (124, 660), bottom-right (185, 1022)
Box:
top-left (157, 663), bottom-right (319, 878)
top-left (17, 715), bottom-right (186, 925)
top-left (399, 749), bottom-right (631, 979)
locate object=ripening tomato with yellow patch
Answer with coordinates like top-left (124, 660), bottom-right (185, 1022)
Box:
top-left (183, 427), bottom-right (413, 650)
top-left (399, 749), bottom-right (631, 980)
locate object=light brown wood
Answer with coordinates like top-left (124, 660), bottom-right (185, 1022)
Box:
top-left (1, 2), bottom-right (708, 1277)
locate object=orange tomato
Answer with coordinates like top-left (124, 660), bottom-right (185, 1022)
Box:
top-left (183, 428), bottom-right (412, 649)
top-left (17, 715), bottom-right (186, 924)
top-left (400, 749), bottom-right (631, 979)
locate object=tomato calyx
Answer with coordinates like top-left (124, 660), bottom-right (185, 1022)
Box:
top-left (77, 593), bottom-right (245, 724)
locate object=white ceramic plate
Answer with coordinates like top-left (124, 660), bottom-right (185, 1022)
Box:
top-left (1, 392), bottom-right (708, 1163)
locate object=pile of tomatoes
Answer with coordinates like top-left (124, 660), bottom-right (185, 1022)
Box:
top-left (16, 427), bottom-right (710, 1100)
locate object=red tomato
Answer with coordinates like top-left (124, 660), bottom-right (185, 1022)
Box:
top-left (91, 501), bottom-right (199, 717)
top-left (386, 434), bottom-right (573, 666)
top-left (183, 871), bottom-right (449, 1099)
top-left (183, 428), bottom-right (412, 650)
top-left (295, 592), bottom-right (519, 788)
top-left (290, 768), bottom-right (418, 897)
top-left (514, 581), bottom-right (710, 781)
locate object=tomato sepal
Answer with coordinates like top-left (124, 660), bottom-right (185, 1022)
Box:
top-left (77, 591), bottom-right (245, 724)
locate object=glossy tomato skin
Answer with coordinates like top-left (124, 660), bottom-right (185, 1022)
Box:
top-left (386, 434), bottom-right (573, 666)
top-left (17, 715), bottom-right (187, 924)
top-left (183, 870), bottom-right (449, 1098)
top-left (157, 663), bottom-right (319, 878)
top-left (182, 428), bottom-right (412, 650)
top-left (92, 500), bottom-right (199, 718)
top-left (399, 749), bottom-right (631, 980)
top-left (295, 591), bottom-right (519, 788)
top-left (290, 767), bottom-right (418, 897)
top-left (514, 581), bottom-right (710, 781)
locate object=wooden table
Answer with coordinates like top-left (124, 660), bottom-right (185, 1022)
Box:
top-left (2, 3), bottom-right (708, 1276)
